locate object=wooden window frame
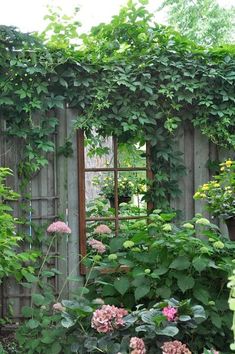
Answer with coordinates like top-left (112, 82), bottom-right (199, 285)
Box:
top-left (77, 129), bottom-right (153, 274)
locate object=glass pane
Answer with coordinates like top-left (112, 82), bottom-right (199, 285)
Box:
top-left (117, 142), bottom-right (146, 168)
top-left (85, 172), bottom-right (115, 217)
top-left (118, 218), bottom-right (147, 237)
top-left (85, 135), bottom-right (113, 168)
top-left (117, 171), bottom-right (147, 216)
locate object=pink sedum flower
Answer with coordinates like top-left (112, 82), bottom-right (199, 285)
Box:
top-left (47, 221), bottom-right (71, 234)
top-left (88, 238), bottom-right (106, 254)
top-left (53, 302), bottom-right (65, 312)
top-left (94, 224), bottom-right (112, 234)
top-left (162, 306), bottom-right (178, 321)
top-left (161, 340), bottom-right (192, 354)
top-left (91, 305), bottom-right (128, 333)
top-left (130, 337), bottom-right (146, 354)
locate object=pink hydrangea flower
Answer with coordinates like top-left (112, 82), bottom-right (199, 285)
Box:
top-left (91, 305), bottom-right (128, 333)
top-left (94, 224), bottom-right (112, 234)
top-left (161, 340), bottom-right (192, 354)
top-left (162, 306), bottom-right (178, 321)
top-left (47, 221), bottom-right (71, 234)
top-left (53, 302), bottom-right (65, 312)
top-left (130, 337), bottom-right (146, 354)
top-left (88, 239), bottom-right (106, 254)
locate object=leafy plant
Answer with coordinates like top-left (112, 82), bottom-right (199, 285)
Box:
top-left (0, 167), bottom-right (38, 282)
top-left (194, 159), bottom-right (235, 219)
top-left (17, 295), bottom-right (206, 354)
top-left (93, 175), bottom-right (136, 200)
top-left (84, 210), bottom-right (234, 353)
top-left (1, 1), bottom-right (235, 211)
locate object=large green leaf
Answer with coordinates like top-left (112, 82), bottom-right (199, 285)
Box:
top-left (192, 257), bottom-right (209, 272)
top-left (134, 285), bottom-right (150, 300)
top-left (177, 275), bottom-right (195, 293)
top-left (114, 276), bottom-right (130, 295)
top-left (169, 256), bottom-right (191, 270)
top-left (32, 293), bottom-right (45, 306)
top-left (26, 319), bottom-right (40, 329)
top-left (193, 287), bottom-right (209, 305)
top-left (156, 325), bottom-right (179, 337)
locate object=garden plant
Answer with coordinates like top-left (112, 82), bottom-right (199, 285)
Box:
top-left (0, 0), bottom-right (235, 353)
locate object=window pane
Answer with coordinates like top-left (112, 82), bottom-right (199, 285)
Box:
top-left (117, 171), bottom-right (147, 217)
top-left (117, 142), bottom-right (146, 168)
top-left (85, 172), bottom-right (115, 217)
top-left (85, 135), bottom-right (113, 168)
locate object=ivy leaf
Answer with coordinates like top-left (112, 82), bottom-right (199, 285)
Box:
top-left (114, 276), bottom-right (130, 295)
top-left (0, 97), bottom-right (14, 105)
top-left (59, 78), bottom-right (68, 89)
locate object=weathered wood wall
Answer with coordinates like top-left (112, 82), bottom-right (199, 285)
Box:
top-left (0, 109), bottom-right (232, 320)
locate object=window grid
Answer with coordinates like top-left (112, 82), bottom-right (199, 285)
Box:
top-left (77, 129), bottom-right (153, 273)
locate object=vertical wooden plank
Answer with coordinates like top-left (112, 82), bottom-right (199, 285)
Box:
top-left (194, 129), bottom-right (210, 218)
top-left (56, 109), bottom-right (69, 297)
top-left (0, 118), bottom-right (6, 318)
top-left (184, 122), bottom-right (195, 221)
top-left (170, 126), bottom-right (185, 219)
top-left (66, 108), bottom-right (83, 294)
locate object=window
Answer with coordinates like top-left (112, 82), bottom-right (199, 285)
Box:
top-left (77, 129), bottom-right (153, 273)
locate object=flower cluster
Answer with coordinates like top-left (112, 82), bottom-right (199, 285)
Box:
top-left (194, 159), bottom-right (235, 219)
top-left (53, 302), bottom-right (65, 312)
top-left (94, 224), bottom-right (112, 234)
top-left (91, 305), bottom-right (128, 333)
top-left (47, 221), bottom-right (71, 234)
top-left (129, 337), bottom-right (146, 354)
top-left (87, 239), bottom-right (106, 254)
top-left (161, 340), bottom-right (192, 354)
top-left (162, 306), bottom-right (178, 321)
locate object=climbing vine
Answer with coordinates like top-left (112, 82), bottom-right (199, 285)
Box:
top-left (0, 1), bottom-right (235, 208)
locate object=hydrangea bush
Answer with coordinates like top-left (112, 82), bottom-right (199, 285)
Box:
top-left (84, 211), bottom-right (234, 352)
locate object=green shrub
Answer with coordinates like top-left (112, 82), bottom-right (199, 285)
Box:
top-left (0, 167), bottom-right (38, 282)
top-left (85, 211), bottom-right (234, 353)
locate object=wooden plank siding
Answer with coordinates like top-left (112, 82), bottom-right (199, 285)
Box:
top-left (0, 110), bottom-right (232, 320)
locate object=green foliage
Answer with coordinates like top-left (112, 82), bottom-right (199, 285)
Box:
top-left (0, 167), bottom-right (38, 282)
top-left (0, 1), bottom-right (235, 209)
top-left (16, 304), bottom-right (73, 354)
top-left (17, 296), bottom-right (205, 354)
top-left (160, 0), bottom-right (235, 47)
top-left (194, 159), bottom-right (235, 219)
top-left (39, 6), bottom-right (81, 50)
top-left (85, 211), bottom-right (234, 353)
top-left (93, 175), bottom-right (136, 200)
